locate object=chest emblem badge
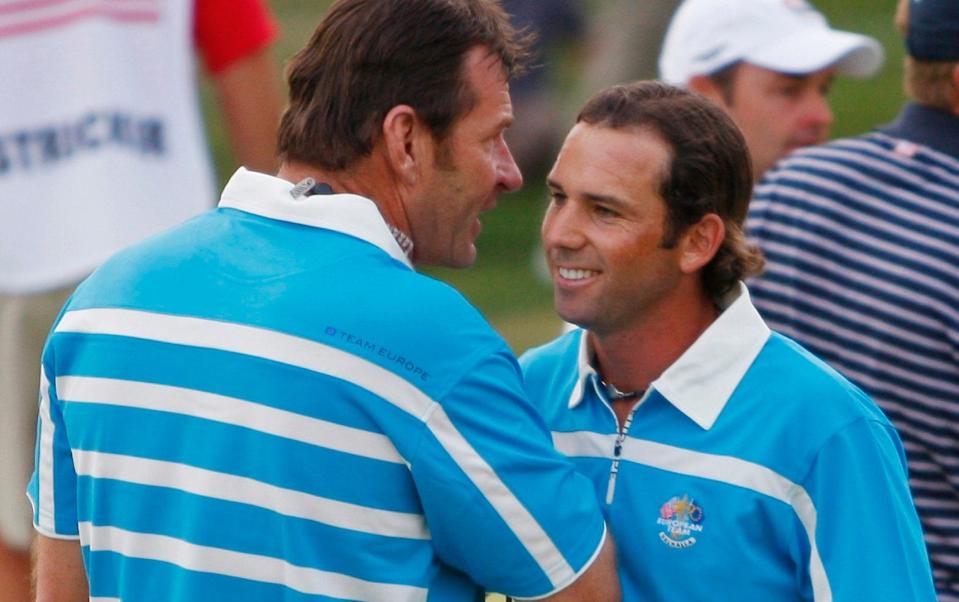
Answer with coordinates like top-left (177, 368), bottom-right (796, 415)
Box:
top-left (656, 494), bottom-right (705, 549)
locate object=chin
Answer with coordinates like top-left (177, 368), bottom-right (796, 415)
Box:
top-left (448, 249), bottom-right (478, 269)
top-left (555, 307), bottom-right (591, 331)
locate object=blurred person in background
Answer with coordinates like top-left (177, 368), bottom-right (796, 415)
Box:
top-left (501, 0), bottom-right (586, 179)
top-left (521, 80), bottom-right (936, 600)
top-left (747, 0), bottom-right (959, 598)
top-left (578, 0), bottom-right (681, 92)
top-left (0, 0), bottom-right (282, 599)
top-left (27, 0), bottom-right (621, 600)
top-left (659, 0), bottom-right (883, 180)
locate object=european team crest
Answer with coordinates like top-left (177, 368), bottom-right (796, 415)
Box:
top-left (656, 495), bottom-right (705, 549)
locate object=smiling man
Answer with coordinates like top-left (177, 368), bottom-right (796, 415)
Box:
top-left (659, 0), bottom-right (883, 180)
top-left (27, 1), bottom-right (620, 601)
top-left (520, 81), bottom-right (935, 600)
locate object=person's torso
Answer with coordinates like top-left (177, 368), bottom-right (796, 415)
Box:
top-left (50, 209), bottom-right (499, 600)
top-left (0, 0), bottom-right (214, 293)
top-left (521, 331), bottom-right (881, 601)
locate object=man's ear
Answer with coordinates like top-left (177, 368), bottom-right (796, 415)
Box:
top-left (688, 75), bottom-right (727, 107)
top-left (679, 213), bottom-right (725, 274)
top-left (381, 104), bottom-right (432, 186)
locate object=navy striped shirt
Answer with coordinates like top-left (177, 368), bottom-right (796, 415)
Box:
top-left (747, 103), bottom-right (959, 601)
top-left (28, 169), bottom-right (607, 601)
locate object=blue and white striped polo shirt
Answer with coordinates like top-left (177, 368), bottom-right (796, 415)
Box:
top-left (520, 285), bottom-right (935, 601)
top-left (29, 168), bottom-right (606, 601)
top-left (747, 103), bottom-right (959, 600)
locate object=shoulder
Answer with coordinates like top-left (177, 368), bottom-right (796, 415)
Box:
top-left (748, 134), bottom-right (894, 235)
top-left (387, 269), bottom-right (505, 348)
top-left (719, 332), bottom-right (896, 484)
top-left (756, 135), bottom-right (878, 193)
top-left (520, 329), bottom-right (581, 377)
top-left (519, 330), bottom-right (582, 409)
top-left (747, 332), bottom-right (888, 427)
top-left (69, 212), bottom-right (216, 307)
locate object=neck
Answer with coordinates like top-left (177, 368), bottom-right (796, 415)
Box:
top-left (589, 288), bottom-right (719, 394)
top-left (277, 157), bottom-right (413, 239)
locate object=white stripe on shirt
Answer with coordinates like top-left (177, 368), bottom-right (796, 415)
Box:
top-left (56, 307), bottom-right (576, 588)
top-left (72, 450), bottom-right (430, 540)
top-left (553, 430), bottom-right (830, 601)
top-left (78, 522), bottom-right (428, 601)
top-left (36, 366), bottom-right (57, 534)
top-left (57, 375), bottom-right (405, 464)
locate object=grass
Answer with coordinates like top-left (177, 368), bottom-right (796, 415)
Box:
top-left (205, 0), bottom-right (909, 354)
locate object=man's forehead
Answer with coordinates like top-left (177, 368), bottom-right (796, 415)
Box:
top-left (463, 45), bottom-right (508, 81)
top-left (475, 45), bottom-right (506, 71)
top-left (459, 46), bottom-right (513, 122)
top-left (552, 124), bottom-right (670, 188)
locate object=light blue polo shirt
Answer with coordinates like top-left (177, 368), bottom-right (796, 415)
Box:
top-left (520, 284), bottom-right (936, 601)
top-left (29, 168), bottom-right (607, 601)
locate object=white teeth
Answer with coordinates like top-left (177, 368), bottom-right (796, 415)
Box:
top-left (558, 267), bottom-right (597, 281)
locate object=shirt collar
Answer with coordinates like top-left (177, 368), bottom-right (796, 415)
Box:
top-left (567, 282), bottom-right (771, 430)
top-left (878, 102), bottom-right (959, 159)
top-left (217, 168), bottom-right (413, 269)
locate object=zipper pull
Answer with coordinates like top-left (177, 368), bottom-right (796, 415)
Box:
top-left (605, 460), bottom-right (619, 504)
top-left (606, 430), bottom-right (626, 504)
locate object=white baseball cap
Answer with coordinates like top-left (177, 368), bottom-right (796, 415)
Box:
top-left (659, 0), bottom-right (884, 85)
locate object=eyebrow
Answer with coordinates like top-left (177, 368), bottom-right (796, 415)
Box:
top-left (546, 178), bottom-right (628, 207)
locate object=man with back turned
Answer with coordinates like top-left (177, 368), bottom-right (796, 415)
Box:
top-left (28, 1), bottom-right (619, 600)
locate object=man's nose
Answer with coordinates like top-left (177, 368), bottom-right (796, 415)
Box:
top-left (497, 136), bottom-right (523, 192)
top-left (805, 92), bottom-right (834, 137)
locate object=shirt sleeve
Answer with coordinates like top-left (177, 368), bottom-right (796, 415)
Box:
top-left (193, 0), bottom-right (278, 74)
top-left (28, 339), bottom-right (80, 539)
top-left (804, 418), bottom-right (937, 600)
top-left (407, 344), bottom-right (607, 599)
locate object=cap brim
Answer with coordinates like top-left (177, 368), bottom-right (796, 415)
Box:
top-left (746, 28), bottom-right (884, 78)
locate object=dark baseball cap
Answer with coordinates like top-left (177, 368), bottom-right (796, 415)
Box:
top-left (907, 0), bottom-right (959, 61)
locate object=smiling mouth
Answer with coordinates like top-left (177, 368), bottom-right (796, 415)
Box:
top-left (557, 267), bottom-right (598, 281)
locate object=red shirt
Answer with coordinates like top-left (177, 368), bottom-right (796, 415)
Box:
top-left (194, 0), bottom-right (277, 74)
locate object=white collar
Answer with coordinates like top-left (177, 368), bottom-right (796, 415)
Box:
top-left (567, 283), bottom-right (771, 430)
top-left (217, 168), bottom-right (413, 269)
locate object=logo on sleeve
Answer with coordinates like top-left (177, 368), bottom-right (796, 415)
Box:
top-left (656, 495), bottom-right (704, 549)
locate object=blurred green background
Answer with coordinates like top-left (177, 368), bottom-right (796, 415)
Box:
top-left (204, 0), bottom-right (907, 355)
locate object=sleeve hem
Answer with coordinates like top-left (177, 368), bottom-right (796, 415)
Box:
top-left (511, 522), bottom-right (608, 601)
top-left (33, 524), bottom-right (80, 541)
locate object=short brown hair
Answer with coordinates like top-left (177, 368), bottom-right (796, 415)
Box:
top-left (277, 0), bottom-right (529, 171)
top-left (576, 81), bottom-right (765, 305)
top-left (896, 0), bottom-right (958, 111)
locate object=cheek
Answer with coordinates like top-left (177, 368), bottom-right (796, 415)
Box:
top-left (606, 232), bottom-right (666, 272)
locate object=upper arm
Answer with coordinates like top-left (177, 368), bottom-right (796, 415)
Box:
top-left (805, 419), bottom-right (936, 600)
top-left (29, 348), bottom-right (80, 539)
top-left (408, 348), bottom-right (611, 599)
top-left (33, 535), bottom-right (88, 602)
top-left (207, 47), bottom-right (283, 173)
top-left (194, 0), bottom-right (277, 75)
top-left (194, 0), bottom-right (282, 172)
top-left (529, 534), bottom-right (620, 602)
